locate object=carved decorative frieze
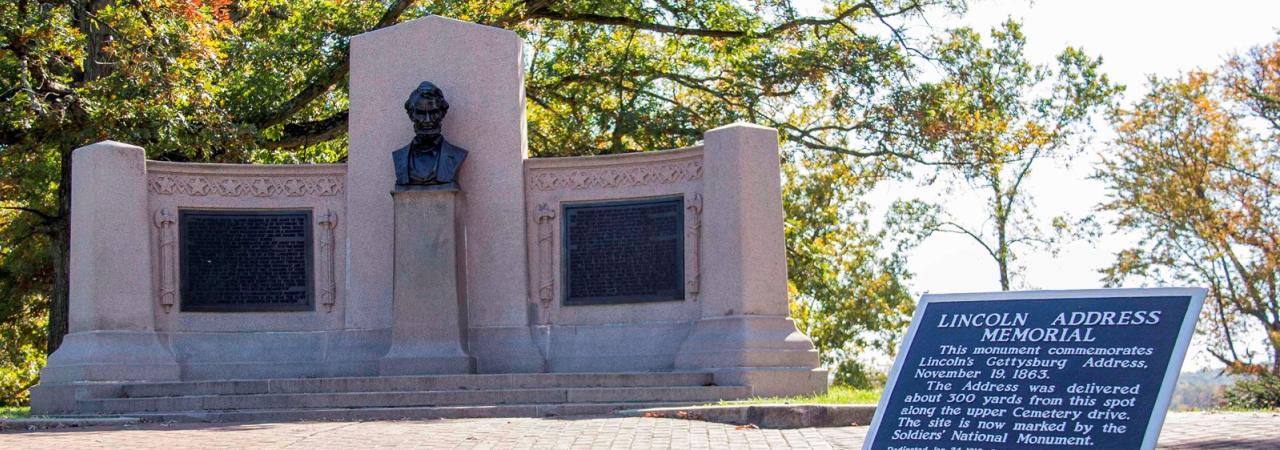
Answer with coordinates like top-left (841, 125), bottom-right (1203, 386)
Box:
top-left (317, 209), bottom-right (339, 313)
top-left (534, 203), bottom-right (557, 324)
top-left (528, 159), bottom-right (702, 192)
top-left (148, 174), bottom-right (344, 198)
top-left (153, 208), bottom-right (177, 313)
top-left (685, 194), bottom-right (703, 300)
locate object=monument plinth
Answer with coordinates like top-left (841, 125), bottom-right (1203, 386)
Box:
top-left (380, 188), bottom-right (473, 375)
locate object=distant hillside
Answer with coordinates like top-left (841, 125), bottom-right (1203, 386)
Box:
top-left (1170, 370), bottom-right (1237, 410)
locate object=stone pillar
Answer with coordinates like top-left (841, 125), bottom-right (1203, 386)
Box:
top-left (380, 189), bottom-right (473, 374)
top-left (349, 15), bottom-right (544, 372)
top-left (33, 141), bottom-right (179, 413)
top-left (673, 123), bottom-right (826, 396)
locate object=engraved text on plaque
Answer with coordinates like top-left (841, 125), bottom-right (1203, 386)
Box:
top-left (179, 210), bottom-right (314, 312)
top-left (562, 197), bottom-right (684, 305)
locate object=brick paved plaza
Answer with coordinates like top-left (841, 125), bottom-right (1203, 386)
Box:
top-left (2, 411), bottom-right (1276, 449)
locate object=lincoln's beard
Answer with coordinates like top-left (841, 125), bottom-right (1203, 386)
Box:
top-left (411, 133), bottom-right (443, 150)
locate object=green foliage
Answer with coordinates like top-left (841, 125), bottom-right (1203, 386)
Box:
top-left (1170, 370), bottom-right (1234, 411)
top-left (1223, 373), bottom-right (1280, 410)
top-left (0, 207), bottom-right (48, 406)
top-left (785, 148), bottom-right (916, 387)
top-left (1097, 38), bottom-right (1280, 375)
top-left (0, 406), bottom-right (30, 419)
top-left (830, 358), bottom-right (887, 389)
top-left (0, 309), bottom-right (43, 407)
top-left (712, 385), bottom-right (881, 406)
top-left (887, 20), bottom-right (1119, 290)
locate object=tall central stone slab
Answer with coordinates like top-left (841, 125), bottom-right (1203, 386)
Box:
top-left (349, 16), bottom-right (544, 372)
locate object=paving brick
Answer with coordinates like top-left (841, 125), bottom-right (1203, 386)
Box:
top-left (2, 411), bottom-right (1275, 449)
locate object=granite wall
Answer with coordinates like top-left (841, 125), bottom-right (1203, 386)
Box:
top-left (35, 16), bottom-right (824, 405)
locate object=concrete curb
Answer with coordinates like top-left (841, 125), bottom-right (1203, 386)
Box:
top-left (0, 416), bottom-right (142, 431)
top-left (614, 404), bottom-right (877, 429)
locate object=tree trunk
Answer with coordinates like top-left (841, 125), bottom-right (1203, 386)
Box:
top-left (992, 177), bottom-right (1010, 291)
top-left (75, 0), bottom-right (111, 83)
top-left (1268, 321), bottom-right (1280, 376)
top-left (996, 224), bottom-right (1009, 291)
top-left (47, 148), bottom-right (72, 354)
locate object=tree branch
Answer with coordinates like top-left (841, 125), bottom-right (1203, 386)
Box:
top-left (529, 1), bottom-right (892, 39)
top-left (869, 2), bottom-right (928, 60)
top-left (781, 123), bottom-right (951, 164)
top-left (491, 0), bottom-right (551, 28)
top-left (935, 220), bottom-right (1000, 262)
top-left (247, 0), bottom-right (416, 130)
top-left (0, 205), bottom-right (58, 224)
top-left (259, 111), bottom-right (349, 150)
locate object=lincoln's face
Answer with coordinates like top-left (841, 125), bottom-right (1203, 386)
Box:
top-left (407, 97), bottom-right (446, 136)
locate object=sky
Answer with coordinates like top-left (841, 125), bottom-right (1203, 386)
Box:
top-left (862, 0), bottom-right (1280, 370)
top-left (894, 0), bottom-right (1280, 292)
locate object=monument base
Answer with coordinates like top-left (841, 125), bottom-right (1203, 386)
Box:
top-left (379, 354), bottom-right (474, 375)
top-left (469, 325), bottom-right (547, 373)
top-left (709, 367), bottom-right (828, 397)
top-left (379, 188), bottom-right (473, 375)
top-left (33, 330), bottom-right (181, 414)
top-left (675, 315), bottom-right (826, 397)
top-left (39, 331), bottom-right (180, 384)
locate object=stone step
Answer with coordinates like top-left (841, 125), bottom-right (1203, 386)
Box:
top-left (120, 372), bottom-right (716, 399)
top-left (81, 386), bottom-right (750, 414)
top-left (119, 401), bottom-right (712, 423)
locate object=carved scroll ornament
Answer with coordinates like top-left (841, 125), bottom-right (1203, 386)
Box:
top-left (685, 194), bottom-right (703, 300)
top-left (154, 208), bottom-right (177, 313)
top-left (317, 209), bottom-right (339, 313)
top-left (534, 203), bottom-right (557, 324)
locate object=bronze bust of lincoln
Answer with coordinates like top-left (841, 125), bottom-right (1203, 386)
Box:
top-left (393, 81), bottom-right (468, 188)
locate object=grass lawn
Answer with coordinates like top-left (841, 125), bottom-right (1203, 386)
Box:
top-left (0, 406), bottom-right (29, 419)
top-left (1174, 406), bottom-right (1280, 413)
top-left (711, 385), bottom-right (881, 406)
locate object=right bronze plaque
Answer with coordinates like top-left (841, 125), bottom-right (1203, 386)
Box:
top-left (562, 197), bottom-right (684, 306)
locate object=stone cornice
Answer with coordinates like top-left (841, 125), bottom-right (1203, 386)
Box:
top-left (146, 161), bottom-right (346, 198)
top-left (523, 146), bottom-right (703, 192)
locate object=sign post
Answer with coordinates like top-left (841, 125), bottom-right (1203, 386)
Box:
top-left (864, 288), bottom-right (1205, 450)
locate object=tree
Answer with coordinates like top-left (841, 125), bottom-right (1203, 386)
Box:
top-left (1098, 39), bottom-right (1280, 376)
top-left (786, 149), bottom-right (916, 387)
top-left (2, 0), bottom-right (963, 402)
top-left (887, 20), bottom-right (1119, 290)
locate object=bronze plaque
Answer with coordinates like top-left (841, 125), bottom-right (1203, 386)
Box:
top-left (179, 210), bottom-right (313, 312)
top-left (562, 197), bottom-right (684, 305)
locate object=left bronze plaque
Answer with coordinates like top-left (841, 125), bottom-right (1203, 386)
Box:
top-left (179, 210), bottom-right (313, 312)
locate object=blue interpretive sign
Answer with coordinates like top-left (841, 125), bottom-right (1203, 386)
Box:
top-left (864, 288), bottom-right (1205, 450)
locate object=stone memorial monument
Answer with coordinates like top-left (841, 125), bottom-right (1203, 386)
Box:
top-left (30, 15), bottom-right (825, 418)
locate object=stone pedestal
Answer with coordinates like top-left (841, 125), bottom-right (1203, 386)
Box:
top-left (33, 141), bottom-right (180, 414)
top-left (674, 123), bottom-right (826, 397)
top-left (39, 142), bottom-right (181, 384)
top-left (349, 16), bottom-right (544, 372)
top-left (380, 188), bottom-right (473, 375)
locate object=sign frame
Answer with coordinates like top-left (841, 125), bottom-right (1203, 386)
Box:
top-left (863, 287), bottom-right (1207, 450)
